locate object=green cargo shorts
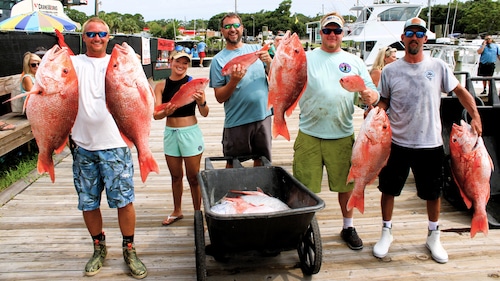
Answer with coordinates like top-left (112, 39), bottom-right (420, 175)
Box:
top-left (293, 130), bottom-right (355, 193)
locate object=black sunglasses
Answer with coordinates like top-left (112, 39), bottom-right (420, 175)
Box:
top-left (30, 63), bottom-right (40, 67)
top-left (223, 23), bottom-right (241, 29)
top-left (404, 30), bottom-right (426, 38)
top-left (85, 31), bottom-right (108, 38)
top-left (321, 28), bottom-right (343, 35)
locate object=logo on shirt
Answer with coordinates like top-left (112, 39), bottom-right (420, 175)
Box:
top-left (339, 63), bottom-right (351, 73)
top-left (425, 70), bottom-right (435, 81)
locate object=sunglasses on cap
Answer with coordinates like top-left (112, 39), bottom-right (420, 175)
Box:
top-left (223, 23), bottom-right (241, 29)
top-left (30, 63), bottom-right (40, 67)
top-left (85, 31), bottom-right (108, 38)
top-left (321, 28), bottom-right (343, 35)
top-left (404, 30), bottom-right (426, 38)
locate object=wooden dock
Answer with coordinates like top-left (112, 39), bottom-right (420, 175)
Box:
top-left (1, 67), bottom-right (499, 281)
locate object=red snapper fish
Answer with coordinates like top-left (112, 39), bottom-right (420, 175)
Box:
top-left (347, 106), bottom-right (392, 214)
top-left (154, 78), bottom-right (209, 113)
top-left (221, 43), bottom-right (270, 76)
top-left (210, 188), bottom-right (290, 214)
top-left (449, 120), bottom-right (493, 238)
top-left (24, 45), bottom-right (79, 182)
top-left (267, 31), bottom-right (307, 141)
top-left (340, 75), bottom-right (367, 92)
top-left (105, 42), bottom-right (159, 183)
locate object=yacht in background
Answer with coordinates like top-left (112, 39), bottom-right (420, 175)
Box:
top-left (343, 0), bottom-right (436, 68)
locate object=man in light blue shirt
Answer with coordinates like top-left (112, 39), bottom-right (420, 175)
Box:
top-left (477, 35), bottom-right (500, 94)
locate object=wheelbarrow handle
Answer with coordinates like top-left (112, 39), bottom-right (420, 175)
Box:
top-left (204, 156), bottom-right (272, 170)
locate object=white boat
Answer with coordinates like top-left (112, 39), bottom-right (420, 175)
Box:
top-left (343, 0), bottom-right (436, 68)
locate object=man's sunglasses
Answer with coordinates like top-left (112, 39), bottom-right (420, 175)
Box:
top-left (223, 23), bottom-right (241, 29)
top-left (321, 28), bottom-right (343, 35)
top-left (30, 63), bottom-right (40, 67)
top-left (85, 31), bottom-right (108, 38)
top-left (404, 30), bottom-right (426, 38)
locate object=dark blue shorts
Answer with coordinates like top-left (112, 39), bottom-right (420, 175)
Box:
top-left (222, 116), bottom-right (272, 161)
top-left (378, 143), bottom-right (444, 200)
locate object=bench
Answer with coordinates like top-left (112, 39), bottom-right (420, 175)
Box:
top-left (0, 74), bottom-right (34, 158)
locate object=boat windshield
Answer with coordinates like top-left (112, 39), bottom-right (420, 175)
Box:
top-left (355, 6), bottom-right (420, 22)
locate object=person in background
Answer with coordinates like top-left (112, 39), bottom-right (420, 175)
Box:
top-left (209, 12), bottom-right (273, 167)
top-left (267, 42), bottom-right (276, 58)
top-left (70, 17), bottom-right (147, 279)
top-left (191, 44), bottom-right (199, 58)
top-left (373, 17), bottom-right (482, 264)
top-left (21, 52), bottom-right (41, 96)
top-left (370, 46), bottom-right (397, 87)
top-left (477, 35), bottom-right (500, 95)
top-left (197, 40), bottom-right (207, 67)
top-left (292, 12), bottom-right (379, 251)
top-left (153, 50), bottom-right (209, 226)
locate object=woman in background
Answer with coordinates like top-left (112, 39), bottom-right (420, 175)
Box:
top-left (370, 46), bottom-right (397, 86)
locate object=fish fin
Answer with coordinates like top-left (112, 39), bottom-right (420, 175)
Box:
top-left (54, 139), bottom-right (68, 154)
top-left (470, 212), bottom-right (489, 238)
top-left (285, 84), bottom-right (307, 117)
top-left (273, 115), bottom-right (290, 141)
top-left (138, 153), bottom-right (159, 182)
top-left (120, 132), bottom-right (134, 148)
top-left (55, 29), bottom-right (75, 56)
top-left (458, 185), bottom-right (473, 209)
top-left (347, 190), bottom-right (365, 214)
top-left (37, 154), bottom-right (55, 183)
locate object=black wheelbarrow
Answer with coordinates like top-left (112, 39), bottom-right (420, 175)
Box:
top-left (194, 156), bottom-right (325, 280)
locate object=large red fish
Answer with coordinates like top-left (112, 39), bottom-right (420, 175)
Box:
top-left (267, 31), bottom-right (307, 140)
top-left (25, 45), bottom-right (79, 182)
top-left (221, 43), bottom-right (270, 76)
top-left (449, 120), bottom-right (493, 238)
top-left (105, 42), bottom-right (159, 183)
top-left (154, 78), bottom-right (209, 113)
top-left (340, 75), bottom-right (367, 92)
top-left (347, 106), bottom-right (392, 214)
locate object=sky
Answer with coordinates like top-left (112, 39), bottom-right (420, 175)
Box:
top-left (72, 0), bottom-right (454, 22)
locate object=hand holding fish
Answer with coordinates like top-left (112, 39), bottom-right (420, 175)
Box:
top-left (360, 88), bottom-right (380, 105)
top-left (229, 64), bottom-right (247, 80)
top-left (257, 50), bottom-right (272, 66)
top-left (158, 102), bottom-right (178, 116)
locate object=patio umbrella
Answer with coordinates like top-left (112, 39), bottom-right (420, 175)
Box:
top-left (0, 11), bottom-right (77, 32)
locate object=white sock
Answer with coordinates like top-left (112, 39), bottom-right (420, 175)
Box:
top-left (383, 220), bottom-right (392, 228)
top-left (428, 221), bottom-right (439, 231)
top-left (343, 217), bottom-right (353, 229)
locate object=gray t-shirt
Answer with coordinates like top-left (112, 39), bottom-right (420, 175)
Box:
top-left (379, 56), bottom-right (459, 148)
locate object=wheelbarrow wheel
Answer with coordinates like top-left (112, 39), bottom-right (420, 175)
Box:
top-left (297, 215), bottom-right (322, 275)
top-left (194, 210), bottom-right (207, 281)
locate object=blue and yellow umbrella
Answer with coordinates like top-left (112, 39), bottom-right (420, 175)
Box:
top-left (0, 11), bottom-right (77, 32)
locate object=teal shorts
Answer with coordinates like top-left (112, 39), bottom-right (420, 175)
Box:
top-left (163, 124), bottom-right (204, 157)
top-left (73, 146), bottom-right (135, 211)
top-left (293, 130), bottom-right (355, 193)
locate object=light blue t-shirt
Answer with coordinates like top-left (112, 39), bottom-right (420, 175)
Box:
top-left (479, 43), bottom-right (499, 64)
top-left (298, 48), bottom-right (377, 139)
top-left (209, 44), bottom-right (271, 128)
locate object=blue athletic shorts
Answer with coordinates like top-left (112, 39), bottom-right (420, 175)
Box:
top-left (72, 146), bottom-right (135, 211)
top-left (378, 143), bottom-right (444, 200)
top-left (163, 124), bottom-right (204, 157)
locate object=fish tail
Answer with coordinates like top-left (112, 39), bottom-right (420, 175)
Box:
top-left (139, 154), bottom-right (160, 183)
top-left (470, 211), bottom-right (489, 238)
top-left (37, 154), bottom-right (55, 183)
top-left (347, 193), bottom-right (365, 214)
top-left (273, 116), bottom-right (290, 141)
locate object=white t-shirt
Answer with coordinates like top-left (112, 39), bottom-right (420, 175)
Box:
top-left (379, 56), bottom-right (459, 148)
top-left (70, 54), bottom-right (127, 150)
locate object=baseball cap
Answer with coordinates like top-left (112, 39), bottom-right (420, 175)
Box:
top-left (172, 51), bottom-right (191, 62)
top-left (320, 15), bottom-right (344, 28)
top-left (404, 17), bottom-right (427, 32)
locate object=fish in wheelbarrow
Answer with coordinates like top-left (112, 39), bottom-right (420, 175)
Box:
top-left (346, 106), bottom-right (392, 214)
top-left (210, 188), bottom-right (290, 214)
top-left (105, 42), bottom-right (159, 182)
top-left (221, 43), bottom-right (270, 76)
top-left (267, 30), bottom-right (307, 141)
top-left (449, 120), bottom-right (493, 238)
top-left (154, 78), bottom-right (209, 114)
top-left (5, 45), bottom-right (79, 182)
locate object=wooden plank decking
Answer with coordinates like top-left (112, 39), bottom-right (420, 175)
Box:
top-left (1, 67), bottom-right (499, 281)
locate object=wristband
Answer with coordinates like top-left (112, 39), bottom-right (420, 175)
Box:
top-left (199, 101), bottom-right (207, 107)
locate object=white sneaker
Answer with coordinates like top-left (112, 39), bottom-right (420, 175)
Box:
top-left (373, 227), bottom-right (393, 258)
top-left (425, 227), bottom-right (448, 264)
